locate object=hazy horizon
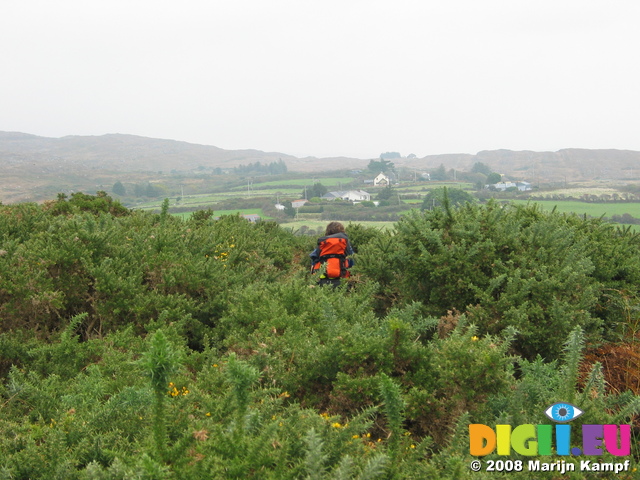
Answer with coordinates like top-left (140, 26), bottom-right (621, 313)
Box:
top-left (2, 1), bottom-right (639, 159)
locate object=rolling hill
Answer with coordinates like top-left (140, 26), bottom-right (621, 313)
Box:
top-left (2, 131), bottom-right (640, 203)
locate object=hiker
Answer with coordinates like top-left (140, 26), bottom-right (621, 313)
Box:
top-left (310, 221), bottom-right (354, 286)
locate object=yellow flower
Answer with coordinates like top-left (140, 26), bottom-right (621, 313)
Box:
top-left (352, 434), bottom-right (360, 439)
top-left (471, 336), bottom-right (479, 341)
top-left (205, 412), bottom-right (211, 417)
top-left (410, 444), bottom-right (416, 449)
top-left (331, 422), bottom-right (342, 429)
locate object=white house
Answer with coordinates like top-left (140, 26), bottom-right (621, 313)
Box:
top-left (322, 190), bottom-right (371, 202)
top-left (292, 199), bottom-right (309, 208)
top-left (373, 172), bottom-right (390, 186)
top-left (489, 181), bottom-right (532, 192)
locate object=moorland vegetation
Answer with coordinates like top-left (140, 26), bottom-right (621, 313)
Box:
top-left (0, 192), bottom-right (639, 479)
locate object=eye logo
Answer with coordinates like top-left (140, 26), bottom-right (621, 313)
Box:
top-left (544, 402), bottom-right (583, 423)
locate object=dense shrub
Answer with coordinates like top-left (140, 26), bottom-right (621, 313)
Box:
top-left (358, 201), bottom-right (640, 361)
top-left (0, 205), bottom-right (308, 343)
top-left (1, 198), bottom-right (639, 478)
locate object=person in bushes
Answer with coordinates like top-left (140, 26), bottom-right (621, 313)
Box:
top-left (310, 221), bottom-right (354, 287)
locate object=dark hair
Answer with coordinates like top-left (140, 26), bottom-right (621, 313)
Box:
top-left (325, 221), bottom-right (345, 235)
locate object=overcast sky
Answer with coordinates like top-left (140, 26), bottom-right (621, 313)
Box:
top-left (2, 1), bottom-right (639, 159)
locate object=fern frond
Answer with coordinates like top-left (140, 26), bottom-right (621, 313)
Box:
top-left (378, 374), bottom-right (405, 454)
top-left (610, 396), bottom-right (640, 425)
top-left (560, 326), bottom-right (585, 401)
top-left (331, 455), bottom-right (355, 480)
top-left (304, 428), bottom-right (328, 480)
top-left (358, 454), bottom-right (388, 480)
top-left (580, 361), bottom-right (606, 406)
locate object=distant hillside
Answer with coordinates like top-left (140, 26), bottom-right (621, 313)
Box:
top-left (2, 131), bottom-right (640, 203)
top-left (400, 148), bottom-right (640, 184)
top-left (0, 131), bottom-right (305, 172)
top-left (0, 132), bottom-right (366, 202)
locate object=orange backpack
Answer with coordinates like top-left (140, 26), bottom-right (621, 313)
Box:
top-left (311, 236), bottom-right (351, 279)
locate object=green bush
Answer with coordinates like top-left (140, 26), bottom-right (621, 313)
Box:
top-left (367, 202), bottom-right (640, 360)
top-left (1, 196), bottom-right (640, 478)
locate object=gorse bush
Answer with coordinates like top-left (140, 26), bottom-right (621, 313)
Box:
top-left (0, 202), bottom-right (307, 344)
top-left (358, 201), bottom-right (640, 361)
top-left (0, 197), bottom-right (639, 478)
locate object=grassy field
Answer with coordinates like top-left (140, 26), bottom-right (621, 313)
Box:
top-left (172, 208), bottom-right (268, 220)
top-left (280, 219), bottom-right (397, 233)
top-left (171, 211), bottom-right (398, 234)
top-left (509, 199), bottom-right (640, 218)
top-left (235, 177), bottom-right (356, 189)
top-left (131, 177), bottom-right (464, 211)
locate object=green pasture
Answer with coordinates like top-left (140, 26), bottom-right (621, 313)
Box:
top-left (509, 199), bottom-right (640, 218)
top-left (129, 179), bottom-right (476, 212)
top-left (233, 177), bottom-right (356, 190)
top-left (280, 219), bottom-right (397, 233)
top-left (133, 194), bottom-right (230, 210)
top-left (172, 208), bottom-right (267, 220)
top-left (396, 182), bottom-right (474, 192)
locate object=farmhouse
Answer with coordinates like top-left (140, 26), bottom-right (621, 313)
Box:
top-left (373, 172), bottom-right (390, 186)
top-left (489, 181), bottom-right (532, 192)
top-left (322, 190), bottom-right (371, 202)
top-left (291, 199), bottom-right (309, 208)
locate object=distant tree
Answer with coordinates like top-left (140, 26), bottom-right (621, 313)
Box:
top-left (283, 201), bottom-right (296, 218)
top-left (145, 183), bottom-right (159, 197)
top-left (471, 162), bottom-right (493, 176)
top-left (367, 158), bottom-right (395, 173)
top-left (421, 187), bottom-right (475, 210)
top-left (304, 183), bottom-right (327, 199)
top-left (270, 158), bottom-right (288, 174)
top-left (112, 181), bottom-right (126, 196)
top-left (234, 159), bottom-right (287, 175)
top-left (430, 164), bottom-right (447, 181)
top-left (134, 183), bottom-right (146, 197)
top-left (380, 152), bottom-right (401, 160)
top-left (486, 172), bottom-right (502, 184)
top-left (376, 186), bottom-right (395, 201)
